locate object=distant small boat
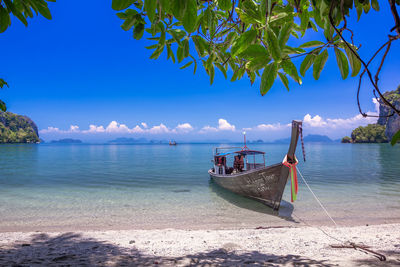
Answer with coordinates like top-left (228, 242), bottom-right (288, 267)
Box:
top-left (209, 120), bottom-right (303, 211)
top-left (169, 140), bottom-right (177, 146)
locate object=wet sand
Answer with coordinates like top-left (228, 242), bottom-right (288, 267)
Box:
top-left (0, 223), bottom-right (399, 266)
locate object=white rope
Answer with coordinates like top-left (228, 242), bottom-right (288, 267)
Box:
top-left (297, 167), bottom-right (338, 227)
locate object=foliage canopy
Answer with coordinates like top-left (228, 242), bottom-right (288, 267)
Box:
top-left (112, 0), bottom-right (400, 144)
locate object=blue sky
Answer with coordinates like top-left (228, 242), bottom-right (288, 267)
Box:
top-left (1, 1), bottom-right (399, 142)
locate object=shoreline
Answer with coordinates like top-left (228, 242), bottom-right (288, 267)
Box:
top-left (1, 223), bottom-right (399, 266)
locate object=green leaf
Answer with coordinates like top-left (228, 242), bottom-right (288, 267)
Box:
top-left (182, 0), bottom-right (197, 33)
top-left (313, 49), bottom-right (328, 80)
top-left (300, 53), bottom-right (317, 77)
top-left (247, 57), bottom-right (268, 72)
top-left (168, 29), bottom-right (186, 44)
top-left (177, 46), bottom-right (184, 62)
top-left (0, 6), bottom-right (10, 33)
top-left (391, 130), bottom-right (400, 146)
top-left (133, 23), bottom-right (145, 39)
top-left (180, 61), bottom-right (193, 69)
top-left (166, 44), bottom-right (175, 63)
top-left (371, 0), bottom-right (380, 11)
top-left (112, 0), bottom-right (134, 11)
top-left (300, 10), bottom-right (309, 31)
top-left (278, 72), bottom-right (289, 91)
top-left (3, 0), bottom-right (27, 26)
top-left (172, 0), bottom-right (186, 20)
top-left (260, 62), bottom-right (278, 95)
top-left (215, 63), bottom-right (227, 79)
top-left (144, 0), bottom-right (157, 22)
top-left (242, 0), bottom-right (262, 22)
top-left (209, 63), bottom-right (215, 85)
top-left (192, 35), bottom-right (208, 57)
top-left (278, 23), bottom-right (292, 49)
top-left (299, 40), bottom-right (325, 48)
top-left (0, 99), bottom-right (6, 112)
top-left (0, 78), bottom-right (9, 88)
top-left (334, 47), bottom-right (349, 79)
top-left (231, 29), bottom-right (257, 57)
top-left (281, 59), bottom-right (301, 84)
top-left (265, 27), bottom-right (281, 61)
top-left (193, 59), bottom-right (197, 74)
top-left (182, 39), bottom-right (189, 58)
top-left (239, 44), bottom-right (269, 60)
top-left (344, 46), bottom-right (361, 77)
top-left (150, 45), bottom-right (164, 59)
top-left (120, 10), bottom-right (139, 31)
top-left (283, 46), bottom-right (306, 55)
top-left (218, 0), bottom-right (232, 11)
top-left (35, 1), bottom-right (52, 20)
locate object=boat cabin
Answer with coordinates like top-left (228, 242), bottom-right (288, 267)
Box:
top-left (212, 147), bottom-right (266, 175)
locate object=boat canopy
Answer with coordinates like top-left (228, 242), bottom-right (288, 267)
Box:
top-left (215, 149), bottom-right (265, 156)
top-left (234, 150), bottom-right (265, 155)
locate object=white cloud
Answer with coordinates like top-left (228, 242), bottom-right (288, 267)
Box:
top-left (175, 123), bottom-right (194, 133)
top-left (104, 121), bottom-right (130, 133)
top-left (244, 123), bottom-right (290, 132)
top-left (69, 125), bottom-right (79, 132)
top-left (303, 113), bottom-right (377, 129)
top-left (218, 119), bottom-right (235, 131)
top-left (303, 114), bottom-right (327, 127)
top-left (199, 119), bottom-right (235, 133)
top-left (131, 125), bottom-right (145, 133)
top-left (148, 123), bottom-right (170, 134)
top-left (199, 125), bottom-right (218, 134)
top-left (40, 127), bottom-right (62, 134)
top-left (82, 125), bottom-right (105, 133)
top-left (40, 99), bottom-right (379, 139)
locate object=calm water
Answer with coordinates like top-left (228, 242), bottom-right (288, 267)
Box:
top-left (0, 143), bottom-right (399, 232)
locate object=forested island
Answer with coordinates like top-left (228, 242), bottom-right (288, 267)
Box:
top-left (0, 112), bottom-right (40, 143)
top-left (342, 86), bottom-right (400, 143)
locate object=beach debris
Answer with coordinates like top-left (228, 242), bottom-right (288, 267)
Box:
top-left (330, 243), bottom-right (386, 261)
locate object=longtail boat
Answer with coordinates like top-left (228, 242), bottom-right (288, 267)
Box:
top-left (208, 120), bottom-right (303, 211)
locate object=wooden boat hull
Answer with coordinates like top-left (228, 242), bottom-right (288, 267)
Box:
top-left (209, 162), bottom-right (290, 210)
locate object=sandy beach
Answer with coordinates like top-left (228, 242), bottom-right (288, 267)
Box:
top-left (0, 223), bottom-right (399, 266)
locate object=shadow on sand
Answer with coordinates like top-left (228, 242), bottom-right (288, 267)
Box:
top-left (208, 180), bottom-right (299, 223)
top-left (0, 232), bottom-right (335, 266)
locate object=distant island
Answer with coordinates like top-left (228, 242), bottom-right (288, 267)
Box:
top-left (274, 134), bottom-right (336, 144)
top-left (51, 138), bottom-right (82, 144)
top-left (342, 86), bottom-right (399, 143)
top-left (108, 138), bottom-right (173, 144)
top-left (0, 111), bottom-right (40, 143)
top-left (108, 137), bottom-right (148, 144)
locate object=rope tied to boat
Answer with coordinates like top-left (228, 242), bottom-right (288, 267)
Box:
top-left (282, 155), bottom-right (298, 202)
top-left (295, 167), bottom-right (387, 262)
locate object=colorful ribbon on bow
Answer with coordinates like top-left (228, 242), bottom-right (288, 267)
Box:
top-left (283, 155), bottom-right (299, 202)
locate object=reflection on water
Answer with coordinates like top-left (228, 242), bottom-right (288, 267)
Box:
top-left (0, 143), bottom-right (399, 231)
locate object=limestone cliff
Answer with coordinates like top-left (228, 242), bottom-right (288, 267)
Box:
top-left (377, 86), bottom-right (400, 140)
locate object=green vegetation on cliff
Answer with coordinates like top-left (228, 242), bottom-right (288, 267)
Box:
top-left (0, 112), bottom-right (40, 143)
top-left (342, 124), bottom-right (388, 143)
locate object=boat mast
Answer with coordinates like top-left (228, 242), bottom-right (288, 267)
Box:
top-left (242, 131), bottom-right (249, 151)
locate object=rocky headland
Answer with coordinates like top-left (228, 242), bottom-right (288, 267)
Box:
top-left (342, 86), bottom-right (400, 143)
top-left (0, 111), bottom-right (40, 143)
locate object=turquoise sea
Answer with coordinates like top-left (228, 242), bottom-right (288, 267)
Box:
top-left (0, 143), bottom-right (399, 232)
